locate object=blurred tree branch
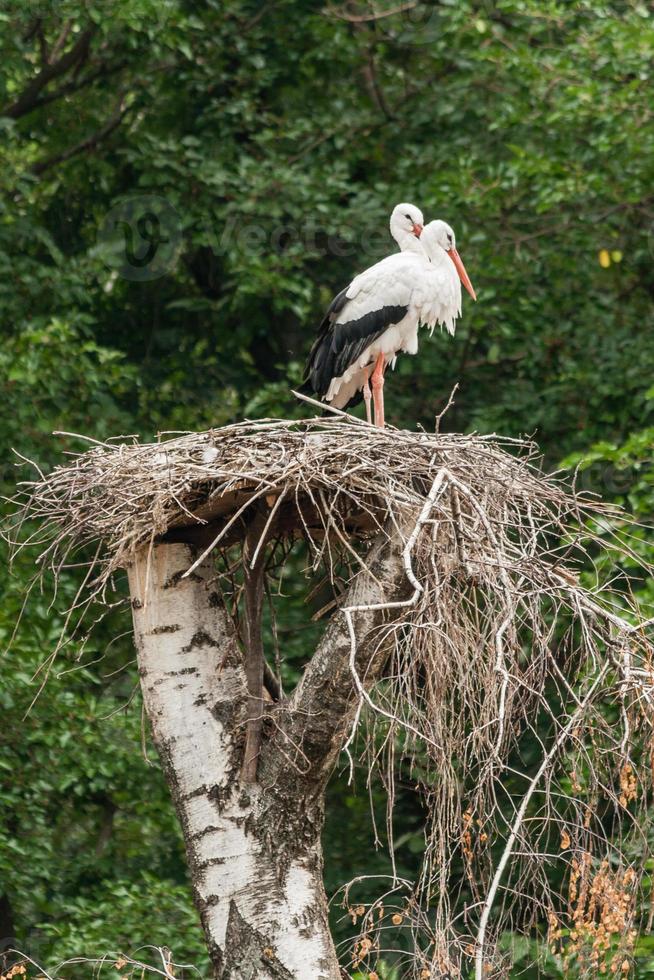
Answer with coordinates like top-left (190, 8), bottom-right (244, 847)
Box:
top-left (4, 24), bottom-right (97, 119)
top-left (31, 93), bottom-right (132, 175)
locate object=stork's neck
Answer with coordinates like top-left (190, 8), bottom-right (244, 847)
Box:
top-left (426, 243), bottom-right (455, 271)
top-left (395, 231), bottom-right (427, 256)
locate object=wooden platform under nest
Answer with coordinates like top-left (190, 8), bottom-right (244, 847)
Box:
top-left (160, 478), bottom-right (382, 549)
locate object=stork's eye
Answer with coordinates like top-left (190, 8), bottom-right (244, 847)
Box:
top-left (405, 213), bottom-right (412, 221)
top-left (447, 233), bottom-right (453, 245)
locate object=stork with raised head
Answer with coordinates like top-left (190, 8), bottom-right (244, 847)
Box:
top-left (302, 215), bottom-right (476, 426)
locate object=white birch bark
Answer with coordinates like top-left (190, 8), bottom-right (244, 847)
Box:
top-left (128, 543), bottom-right (341, 980)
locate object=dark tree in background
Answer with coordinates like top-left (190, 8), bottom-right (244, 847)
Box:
top-left (1, 1), bottom-right (654, 976)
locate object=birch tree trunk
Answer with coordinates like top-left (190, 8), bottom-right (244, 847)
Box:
top-left (128, 543), bottom-right (339, 979)
top-left (128, 530), bottom-right (409, 979)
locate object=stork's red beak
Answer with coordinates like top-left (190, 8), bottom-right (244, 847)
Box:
top-left (412, 222), bottom-right (423, 238)
top-left (448, 247), bottom-right (476, 301)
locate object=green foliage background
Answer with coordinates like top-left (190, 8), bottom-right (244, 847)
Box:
top-left (0, 0), bottom-right (653, 976)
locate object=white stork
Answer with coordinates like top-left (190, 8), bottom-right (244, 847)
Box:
top-left (302, 216), bottom-right (476, 426)
top-left (388, 201), bottom-right (425, 253)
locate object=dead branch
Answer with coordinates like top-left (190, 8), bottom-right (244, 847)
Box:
top-left (241, 507), bottom-right (270, 782)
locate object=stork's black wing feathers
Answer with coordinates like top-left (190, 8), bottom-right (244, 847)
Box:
top-left (299, 284), bottom-right (350, 396)
top-left (302, 281), bottom-right (408, 402)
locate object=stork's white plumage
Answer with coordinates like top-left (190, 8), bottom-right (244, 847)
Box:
top-left (302, 212), bottom-right (476, 426)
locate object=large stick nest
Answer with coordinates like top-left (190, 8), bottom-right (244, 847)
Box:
top-left (7, 415), bottom-right (654, 978)
top-left (8, 415), bottom-right (603, 582)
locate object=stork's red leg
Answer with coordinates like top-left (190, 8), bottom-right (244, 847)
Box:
top-left (371, 353), bottom-right (386, 428)
top-left (362, 374), bottom-right (372, 424)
